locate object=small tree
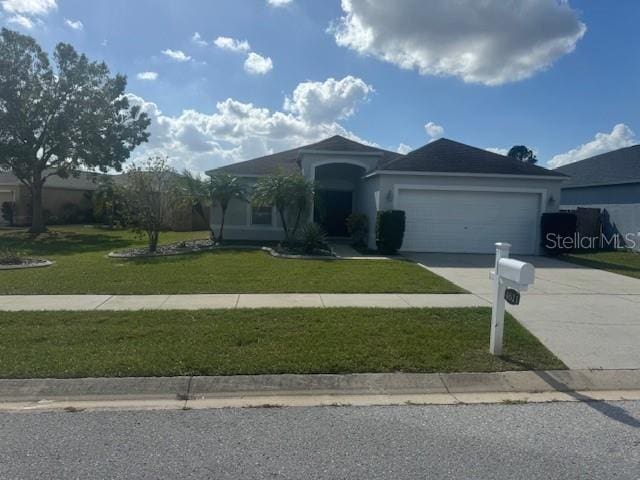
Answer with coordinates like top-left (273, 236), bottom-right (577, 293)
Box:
top-left (120, 156), bottom-right (179, 252)
top-left (210, 173), bottom-right (245, 243)
top-left (179, 170), bottom-right (216, 241)
top-left (507, 145), bottom-right (538, 164)
top-left (0, 28), bottom-right (150, 234)
top-left (252, 172), bottom-right (314, 244)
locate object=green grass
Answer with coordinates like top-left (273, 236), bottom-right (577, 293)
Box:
top-left (0, 308), bottom-right (564, 378)
top-left (0, 226), bottom-right (462, 294)
top-left (562, 250), bottom-right (640, 280)
top-left (0, 227), bottom-right (463, 294)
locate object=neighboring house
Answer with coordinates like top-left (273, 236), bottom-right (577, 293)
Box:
top-left (0, 171), bottom-right (99, 226)
top-left (207, 135), bottom-right (566, 254)
top-left (557, 145), bottom-right (640, 250)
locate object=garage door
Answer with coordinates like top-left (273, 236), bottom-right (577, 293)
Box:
top-left (396, 189), bottom-right (540, 254)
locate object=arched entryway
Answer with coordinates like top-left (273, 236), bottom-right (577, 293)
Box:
top-left (312, 162), bottom-right (366, 237)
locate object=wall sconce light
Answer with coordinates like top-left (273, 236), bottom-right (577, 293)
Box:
top-left (547, 195), bottom-right (556, 208)
top-left (386, 189), bottom-right (393, 202)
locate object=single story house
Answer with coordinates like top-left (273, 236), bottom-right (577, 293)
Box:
top-left (207, 135), bottom-right (566, 254)
top-left (557, 145), bottom-right (640, 250)
top-left (0, 170), bottom-right (208, 231)
top-left (0, 171), bottom-right (99, 226)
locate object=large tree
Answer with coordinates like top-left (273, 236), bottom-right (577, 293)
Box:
top-left (507, 145), bottom-right (538, 164)
top-left (0, 28), bottom-right (150, 233)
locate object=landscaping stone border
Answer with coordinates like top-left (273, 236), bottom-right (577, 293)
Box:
top-left (0, 260), bottom-right (53, 270)
top-left (109, 243), bottom-right (389, 261)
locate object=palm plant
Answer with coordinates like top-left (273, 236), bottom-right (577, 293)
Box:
top-left (180, 170), bottom-right (216, 241)
top-left (210, 173), bottom-right (245, 243)
top-left (252, 172), bottom-right (315, 244)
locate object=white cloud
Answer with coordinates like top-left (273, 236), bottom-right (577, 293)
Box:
top-left (330, 0), bottom-right (586, 86)
top-left (424, 122), bottom-right (444, 141)
top-left (243, 52), bottom-right (273, 75)
top-left (214, 36), bottom-right (250, 53)
top-left (1, 0), bottom-right (56, 15)
top-left (191, 32), bottom-right (207, 46)
top-left (284, 76), bottom-right (373, 123)
top-left (548, 124), bottom-right (637, 168)
top-left (2, 0), bottom-right (55, 28)
top-left (64, 18), bottom-right (83, 30)
top-left (124, 75), bottom-right (372, 173)
top-left (397, 143), bottom-right (412, 154)
top-left (267, 0), bottom-right (293, 6)
top-left (7, 13), bottom-right (33, 28)
top-left (136, 71), bottom-right (158, 81)
top-left (161, 49), bottom-right (192, 62)
top-left (485, 147), bottom-right (509, 156)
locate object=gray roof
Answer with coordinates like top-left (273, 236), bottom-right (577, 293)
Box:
top-left (209, 135), bottom-right (401, 176)
top-left (380, 138), bottom-right (566, 177)
top-left (210, 135), bottom-right (564, 178)
top-left (555, 144), bottom-right (640, 187)
top-left (0, 170), bottom-right (107, 190)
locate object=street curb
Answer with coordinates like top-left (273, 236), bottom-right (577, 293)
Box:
top-left (1, 369), bottom-right (640, 404)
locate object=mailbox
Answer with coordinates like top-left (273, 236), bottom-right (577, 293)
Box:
top-left (497, 258), bottom-right (535, 291)
top-left (489, 243), bottom-right (536, 355)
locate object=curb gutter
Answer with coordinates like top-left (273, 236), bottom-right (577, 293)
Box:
top-left (1, 369), bottom-right (640, 412)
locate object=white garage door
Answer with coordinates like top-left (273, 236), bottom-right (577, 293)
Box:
top-left (396, 188), bottom-right (540, 254)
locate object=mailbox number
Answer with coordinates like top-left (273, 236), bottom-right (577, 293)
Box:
top-left (504, 288), bottom-right (520, 305)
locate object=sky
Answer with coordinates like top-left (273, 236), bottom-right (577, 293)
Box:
top-left (1, 0), bottom-right (639, 173)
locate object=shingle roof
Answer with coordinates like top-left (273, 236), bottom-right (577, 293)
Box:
top-left (555, 144), bottom-right (640, 187)
top-left (380, 138), bottom-right (565, 177)
top-left (208, 135), bottom-right (401, 176)
top-left (0, 170), bottom-right (106, 190)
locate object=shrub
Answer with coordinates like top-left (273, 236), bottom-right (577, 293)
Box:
top-left (299, 223), bottom-right (328, 254)
top-left (0, 247), bottom-right (22, 265)
top-left (376, 210), bottom-right (406, 254)
top-left (1, 201), bottom-right (15, 226)
top-left (60, 203), bottom-right (82, 224)
top-left (541, 212), bottom-right (577, 255)
top-left (346, 213), bottom-right (368, 247)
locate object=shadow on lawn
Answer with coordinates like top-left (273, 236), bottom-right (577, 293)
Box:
top-left (0, 229), bottom-right (132, 256)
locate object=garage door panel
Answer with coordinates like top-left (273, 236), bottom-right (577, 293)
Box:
top-left (397, 189), bottom-right (540, 254)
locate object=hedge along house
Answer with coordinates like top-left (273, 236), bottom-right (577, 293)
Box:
top-left (206, 135), bottom-right (567, 254)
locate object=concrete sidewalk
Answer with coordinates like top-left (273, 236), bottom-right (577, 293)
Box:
top-left (2, 369), bottom-right (640, 411)
top-left (0, 293), bottom-right (487, 311)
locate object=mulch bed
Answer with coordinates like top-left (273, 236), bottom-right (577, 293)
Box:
top-left (108, 239), bottom-right (216, 258)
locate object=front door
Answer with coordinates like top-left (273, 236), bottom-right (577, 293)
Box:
top-left (314, 190), bottom-right (353, 237)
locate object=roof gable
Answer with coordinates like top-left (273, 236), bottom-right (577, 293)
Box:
top-left (208, 135), bottom-right (400, 176)
top-left (555, 145), bottom-right (640, 187)
top-left (381, 138), bottom-right (565, 178)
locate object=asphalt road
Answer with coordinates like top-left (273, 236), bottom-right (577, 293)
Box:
top-left (1, 401), bottom-right (639, 479)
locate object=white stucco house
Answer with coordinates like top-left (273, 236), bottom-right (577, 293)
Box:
top-left (206, 135), bottom-right (567, 254)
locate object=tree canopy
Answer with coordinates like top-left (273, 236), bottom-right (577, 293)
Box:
top-left (507, 145), bottom-right (538, 164)
top-left (0, 28), bottom-right (150, 232)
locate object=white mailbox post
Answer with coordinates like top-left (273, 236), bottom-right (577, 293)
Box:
top-left (489, 243), bottom-right (535, 355)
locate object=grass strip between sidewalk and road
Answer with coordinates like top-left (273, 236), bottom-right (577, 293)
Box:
top-left (0, 308), bottom-right (564, 378)
top-left (0, 227), bottom-right (462, 294)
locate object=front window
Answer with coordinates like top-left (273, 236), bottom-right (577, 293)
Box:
top-left (251, 206), bottom-right (273, 226)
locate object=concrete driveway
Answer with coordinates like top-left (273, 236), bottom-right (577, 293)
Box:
top-left (405, 253), bottom-right (640, 370)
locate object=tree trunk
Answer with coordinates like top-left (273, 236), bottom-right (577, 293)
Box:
top-left (278, 208), bottom-right (289, 244)
top-left (28, 183), bottom-right (46, 234)
top-left (219, 206), bottom-right (227, 243)
top-left (148, 229), bottom-right (159, 252)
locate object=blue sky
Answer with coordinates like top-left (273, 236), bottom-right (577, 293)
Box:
top-left (1, 0), bottom-right (639, 172)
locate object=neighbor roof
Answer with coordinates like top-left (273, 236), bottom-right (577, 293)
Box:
top-left (208, 135), bottom-right (401, 176)
top-left (555, 144), bottom-right (640, 187)
top-left (0, 170), bottom-right (105, 190)
top-left (379, 138), bottom-right (566, 177)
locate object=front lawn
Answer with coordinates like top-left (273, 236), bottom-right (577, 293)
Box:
top-left (562, 250), bottom-right (640, 280)
top-left (0, 308), bottom-right (564, 378)
top-left (0, 226), bottom-right (462, 294)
